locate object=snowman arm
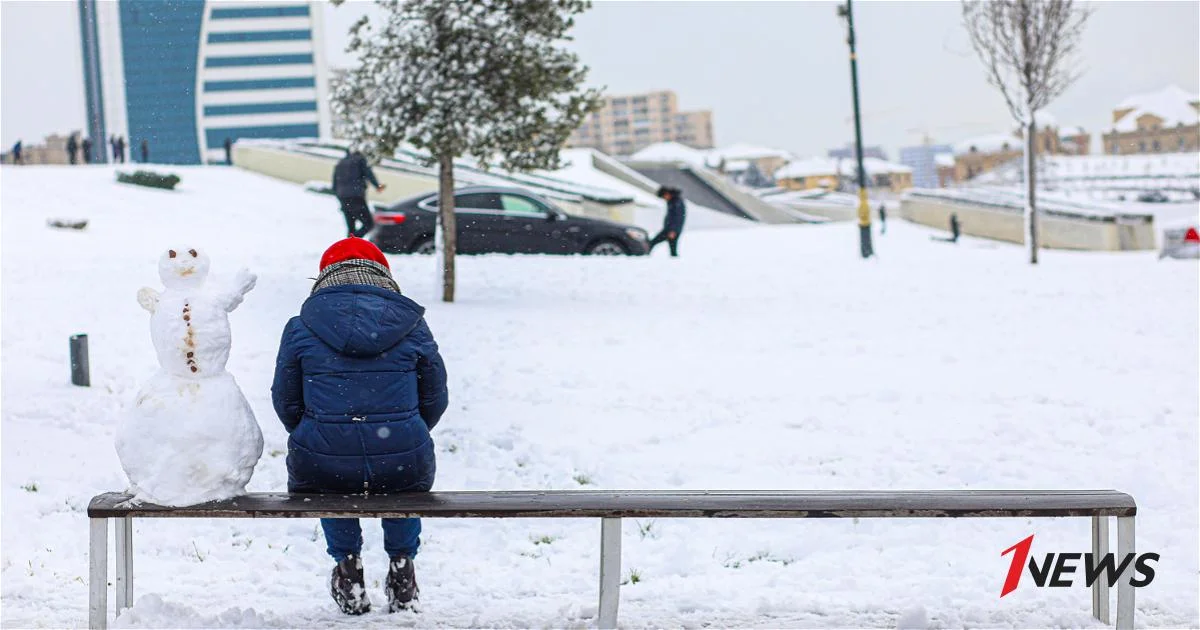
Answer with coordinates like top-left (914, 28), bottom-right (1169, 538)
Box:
top-left (137, 287), bottom-right (160, 313)
top-left (271, 320), bottom-right (305, 433)
top-left (220, 269), bottom-right (258, 312)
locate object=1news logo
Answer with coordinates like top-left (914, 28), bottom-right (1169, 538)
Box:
top-left (1000, 534), bottom-right (1158, 597)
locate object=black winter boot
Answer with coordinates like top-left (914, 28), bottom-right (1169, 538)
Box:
top-left (329, 554), bottom-right (371, 615)
top-left (385, 556), bottom-right (419, 612)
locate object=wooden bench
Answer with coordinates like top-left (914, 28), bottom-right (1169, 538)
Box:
top-left (87, 489), bottom-right (1137, 629)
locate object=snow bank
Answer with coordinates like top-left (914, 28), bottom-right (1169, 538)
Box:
top-left (2, 164), bottom-right (1197, 628)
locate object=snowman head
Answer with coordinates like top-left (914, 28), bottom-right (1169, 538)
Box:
top-left (158, 247), bottom-right (211, 288)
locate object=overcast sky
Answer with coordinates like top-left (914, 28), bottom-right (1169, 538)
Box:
top-left (3, 0), bottom-right (1198, 158)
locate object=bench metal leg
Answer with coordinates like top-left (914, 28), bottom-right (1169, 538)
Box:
top-left (89, 518), bottom-right (108, 630)
top-left (1116, 516), bottom-right (1135, 629)
top-left (1091, 515), bottom-right (1110, 624)
top-left (598, 518), bottom-right (622, 629)
top-left (115, 517), bottom-right (133, 614)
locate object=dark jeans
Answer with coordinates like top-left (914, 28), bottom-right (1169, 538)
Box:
top-left (338, 196), bottom-right (374, 237)
top-left (649, 229), bottom-right (680, 257)
top-left (321, 517), bottom-right (421, 562)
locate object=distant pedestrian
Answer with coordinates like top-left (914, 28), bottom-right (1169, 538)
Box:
top-left (11, 140), bottom-right (22, 165)
top-left (878, 203), bottom-right (887, 235)
top-left (332, 148), bottom-right (385, 238)
top-left (81, 137), bottom-right (93, 164)
top-left (140, 139), bottom-right (149, 163)
top-left (110, 135), bottom-right (118, 162)
top-left (224, 137), bottom-right (233, 165)
top-left (649, 186), bottom-right (686, 257)
top-left (66, 134), bottom-right (79, 165)
top-left (949, 213), bottom-right (961, 243)
top-left (116, 136), bottom-right (126, 163)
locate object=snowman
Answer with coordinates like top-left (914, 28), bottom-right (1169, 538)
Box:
top-left (115, 247), bottom-right (264, 506)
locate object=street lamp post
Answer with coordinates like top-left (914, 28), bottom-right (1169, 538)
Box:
top-left (838, 0), bottom-right (874, 259)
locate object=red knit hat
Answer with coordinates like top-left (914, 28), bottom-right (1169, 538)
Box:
top-left (320, 237), bottom-right (390, 271)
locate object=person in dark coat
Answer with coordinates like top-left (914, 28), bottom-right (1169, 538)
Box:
top-left (66, 134), bottom-right (78, 165)
top-left (333, 149), bottom-right (385, 238)
top-left (116, 135), bottom-right (126, 163)
top-left (140, 139), bottom-right (149, 163)
top-left (648, 186), bottom-right (686, 257)
top-left (110, 135), bottom-right (119, 162)
top-left (223, 137), bottom-right (233, 165)
top-left (949, 212), bottom-right (961, 243)
top-left (272, 237), bottom-right (448, 616)
top-left (11, 140), bottom-right (22, 165)
top-left (878, 203), bottom-right (887, 235)
top-left (81, 137), bottom-right (93, 164)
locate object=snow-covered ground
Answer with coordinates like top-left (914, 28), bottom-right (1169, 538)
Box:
top-left (2, 165), bottom-right (1197, 628)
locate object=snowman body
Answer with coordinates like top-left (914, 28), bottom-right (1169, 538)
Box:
top-left (116, 247), bottom-right (264, 506)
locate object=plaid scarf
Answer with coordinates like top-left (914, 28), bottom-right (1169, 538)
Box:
top-left (311, 259), bottom-right (401, 295)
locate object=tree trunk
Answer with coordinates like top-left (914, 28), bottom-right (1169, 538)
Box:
top-left (437, 154), bottom-right (456, 302)
top-left (1025, 115), bottom-right (1038, 265)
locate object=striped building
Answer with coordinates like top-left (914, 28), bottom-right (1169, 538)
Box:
top-left (79, 0), bottom-right (330, 164)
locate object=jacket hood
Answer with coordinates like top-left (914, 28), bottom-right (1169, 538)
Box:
top-left (300, 284), bottom-right (425, 357)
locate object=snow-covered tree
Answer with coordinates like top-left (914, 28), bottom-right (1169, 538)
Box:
top-left (962, 0), bottom-right (1089, 264)
top-left (332, 0), bottom-right (602, 301)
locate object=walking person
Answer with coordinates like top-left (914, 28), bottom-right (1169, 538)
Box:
top-left (949, 212), bottom-right (961, 243)
top-left (11, 140), bottom-right (22, 165)
top-left (223, 137), bottom-right (233, 165)
top-left (272, 237), bottom-right (448, 616)
top-left (81, 137), bottom-right (93, 164)
top-left (66, 134), bottom-right (78, 165)
top-left (878, 203), bottom-right (887, 235)
top-left (333, 148), bottom-right (385, 238)
top-left (116, 135), bottom-right (126, 163)
top-left (648, 186), bottom-right (686, 257)
top-left (140, 139), bottom-right (149, 163)
top-left (110, 135), bottom-right (119, 162)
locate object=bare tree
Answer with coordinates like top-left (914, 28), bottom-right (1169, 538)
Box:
top-left (962, 0), bottom-right (1090, 264)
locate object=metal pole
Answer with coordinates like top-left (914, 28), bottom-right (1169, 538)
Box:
top-left (844, 0), bottom-right (874, 258)
top-left (115, 517), bottom-right (133, 613)
top-left (597, 518), bottom-right (622, 629)
top-left (1091, 515), bottom-right (1110, 624)
top-left (71, 334), bottom-right (91, 387)
top-left (89, 517), bottom-right (108, 630)
top-left (1116, 516), bottom-right (1135, 629)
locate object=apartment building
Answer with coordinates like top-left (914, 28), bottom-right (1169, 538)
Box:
top-left (568, 90), bottom-right (714, 156)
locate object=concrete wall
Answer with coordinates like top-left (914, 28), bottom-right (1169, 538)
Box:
top-left (232, 143), bottom-right (631, 221)
top-left (900, 196), bottom-right (1156, 251)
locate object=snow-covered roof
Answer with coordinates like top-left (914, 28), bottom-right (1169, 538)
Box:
top-left (1059, 125), bottom-right (1086, 138)
top-left (773, 157), bottom-right (839, 179)
top-left (954, 133), bottom-right (1019, 156)
top-left (934, 153), bottom-right (956, 168)
top-left (628, 141), bottom-right (709, 167)
top-left (1031, 111), bottom-right (1058, 127)
top-left (860, 156), bottom-right (913, 175)
top-left (1113, 85), bottom-right (1200, 133)
top-left (706, 142), bottom-right (793, 163)
top-left (774, 156), bottom-right (913, 180)
top-left (719, 159), bottom-right (751, 173)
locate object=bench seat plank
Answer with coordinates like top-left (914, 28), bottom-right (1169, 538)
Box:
top-left (88, 490), bottom-right (1135, 519)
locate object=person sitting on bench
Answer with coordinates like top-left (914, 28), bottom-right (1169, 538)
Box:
top-left (271, 237), bottom-right (449, 615)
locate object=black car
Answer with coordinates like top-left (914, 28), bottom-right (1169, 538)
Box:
top-left (1136, 190), bottom-right (1169, 203)
top-left (369, 186), bottom-right (650, 256)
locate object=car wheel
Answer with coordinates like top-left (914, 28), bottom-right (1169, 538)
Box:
top-left (585, 240), bottom-right (627, 256)
top-left (411, 238), bottom-right (436, 255)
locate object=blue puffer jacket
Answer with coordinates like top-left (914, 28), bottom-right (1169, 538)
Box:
top-left (271, 284), bottom-right (448, 494)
